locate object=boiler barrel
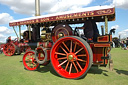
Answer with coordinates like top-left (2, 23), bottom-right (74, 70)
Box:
top-left (28, 43), bottom-right (38, 50)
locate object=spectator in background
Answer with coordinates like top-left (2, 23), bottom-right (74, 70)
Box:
top-left (126, 37), bottom-right (128, 47)
top-left (112, 41), bottom-right (115, 48)
top-left (121, 40), bottom-right (127, 50)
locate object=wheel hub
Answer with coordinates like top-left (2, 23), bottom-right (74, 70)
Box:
top-left (29, 58), bottom-right (34, 63)
top-left (30, 59), bottom-right (32, 62)
top-left (67, 53), bottom-right (77, 62)
top-left (68, 55), bottom-right (73, 60)
top-left (58, 33), bottom-right (64, 38)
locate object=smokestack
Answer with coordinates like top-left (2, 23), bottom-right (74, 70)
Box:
top-left (35, 0), bottom-right (40, 16)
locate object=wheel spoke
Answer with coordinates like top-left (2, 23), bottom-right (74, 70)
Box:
top-left (33, 62), bottom-right (36, 66)
top-left (26, 55), bottom-right (31, 59)
top-left (77, 54), bottom-right (86, 57)
top-left (57, 57), bottom-right (67, 60)
top-left (33, 64), bottom-right (34, 68)
top-left (25, 59), bottom-right (30, 62)
top-left (29, 63), bottom-right (31, 68)
top-left (10, 52), bottom-right (13, 55)
top-left (60, 46), bottom-right (68, 54)
top-left (62, 42), bottom-right (70, 52)
top-left (77, 58), bottom-right (86, 62)
top-left (31, 55), bottom-right (34, 59)
top-left (55, 52), bottom-right (66, 56)
top-left (72, 61), bottom-right (79, 73)
top-left (73, 42), bottom-right (77, 52)
top-left (28, 53), bottom-right (31, 57)
top-left (69, 63), bottom-right (72, 74)
top-left (76, 61), bottom-right (83, 71)
top-left (58, 60), bottom-right (67, 67)
top-left (65, 61), bottom-right (69, 71)
top-left (70, 40), bottom-right (72, 53)
top-left (75, 48), bottom-right (84, 55)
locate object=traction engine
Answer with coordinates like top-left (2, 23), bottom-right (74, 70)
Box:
top-left (3, 36), bottom-right (31, 56)
top-left (9, 5), bottom-right (115, 79)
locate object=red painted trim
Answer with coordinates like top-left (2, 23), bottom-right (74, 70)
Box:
top-left (97, 35), bottom-right (109, 42)
top-left (94, 44), bottom-right (110, 47)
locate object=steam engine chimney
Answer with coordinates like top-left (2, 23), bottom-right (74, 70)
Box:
top-left (35, 0), bottom-right (40, 16)
top-left (33, 0), bottom-right (40, 41)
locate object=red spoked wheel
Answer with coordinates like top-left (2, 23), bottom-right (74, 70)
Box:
top-left (3, 43), bottom-right (16, 56)
top-left (51, 36), bottom-right (93, 79)
top-left (23, 50), bottom-right (39, 71)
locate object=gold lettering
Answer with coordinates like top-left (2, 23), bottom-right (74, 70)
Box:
top-left (63, 15), bottom-right (66, 19)
top-left (73, 14), bottom-right (78, 17)
top-left (41, 18), bottom-right (49, 22)
top-left (90, 11), bottom-right (94, 15)
top-left (29, 20), bottom-right (32, 24)
top-left (24, 21), bottom-right (26, 24)
top-left (26, 21), bottom-right (28, 24)
top-left (17, 23), bottom-right (19, 25)
top-left (78, 13), bottom-right (81, 17)
top-left (97, 9), bottom-right (112, 15)
top-left (46, 18), bottom-right (49, 21)
top-left (41, 19), bottom-right (43, 22)
top-left (59, 16), bottom-right (64, 19)
top-left (67, 15), bottom-right (70, 18)
top-left (69, 14), bottom-right (71, 18)
top-left (32, 20), bottom-right (35, 23)
top-left (56, 16), bottom-right (59, 20)
top-left (36, 19), bottom-right (39, 22)
top-left (82, 12), bottom-right (86, 16)
top-left (87, 12), bottom-right (90, 16)
top-left (97, 11), bottom-right (102, 14)
top-left (20, 22), bottom-right (22, 25)
top-left (107, 9), bottom-right (112, 13)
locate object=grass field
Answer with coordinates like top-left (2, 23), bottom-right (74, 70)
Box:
top-left (0, 48), bottom-right (128, 85)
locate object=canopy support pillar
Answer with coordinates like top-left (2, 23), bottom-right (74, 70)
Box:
top-left (13, 26), bottom-right (19, 39)
top-left (19, 25), bottom-right (21, 40)
top-left (28, 25), bottom-right (31, 40)
top-left (105, 16), bottom-right (108, 34)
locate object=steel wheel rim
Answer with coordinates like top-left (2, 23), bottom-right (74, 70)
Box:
top-left (23, 51), bottom-right (39, 70)
top-left (3, 43), bottom-right (15, 56)
top-left (37, 50), bottom-right (45, 64)
top-left (35, 47), bottom-right (48, 65)
top-left (51, 37), bottom-right (90, 79)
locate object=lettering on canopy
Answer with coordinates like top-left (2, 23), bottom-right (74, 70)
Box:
top-left (9, 8), bottom-right (114, 26)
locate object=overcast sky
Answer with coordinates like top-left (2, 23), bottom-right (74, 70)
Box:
top-left (0, 0), bottom-right (128, 42)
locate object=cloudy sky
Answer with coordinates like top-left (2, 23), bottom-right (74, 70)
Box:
top-left (0, 0), bottom-right (128, 42)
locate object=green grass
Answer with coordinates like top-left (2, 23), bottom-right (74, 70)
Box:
top-left (0, 48), bottom-right (128, 85)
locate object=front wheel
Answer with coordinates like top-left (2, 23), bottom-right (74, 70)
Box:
top-left (51, 36), bottom-right (93, 79)
top-left (23, 50), bottom-right (39, 71)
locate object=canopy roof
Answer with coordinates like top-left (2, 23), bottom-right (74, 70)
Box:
top-left (9, 5), bottom-right (115, 27)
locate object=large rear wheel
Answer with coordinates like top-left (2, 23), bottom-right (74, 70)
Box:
top-left (51, 36), bottom-right (93, 79)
